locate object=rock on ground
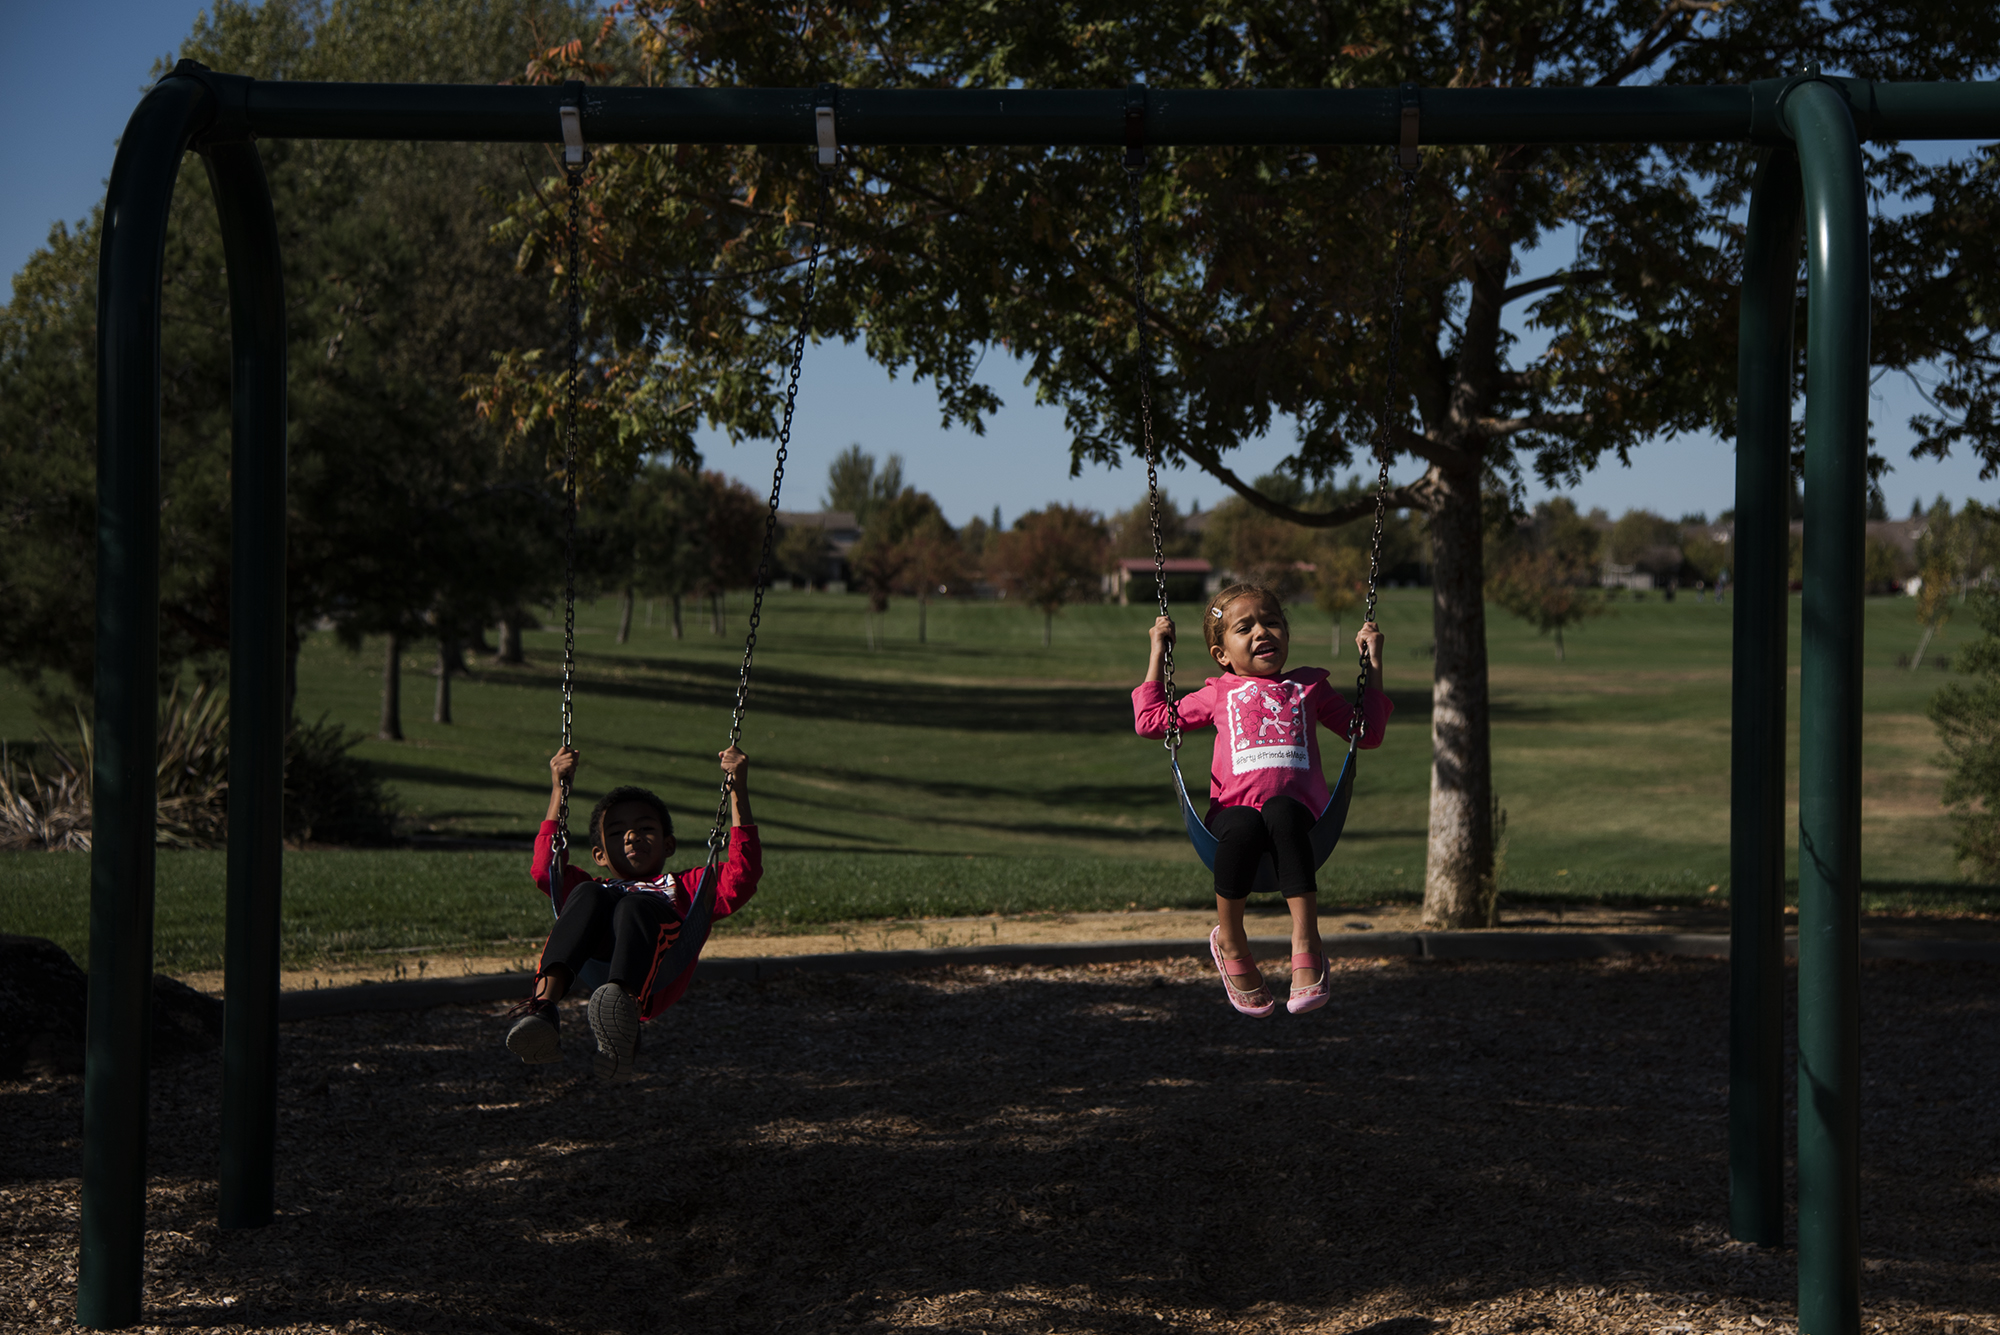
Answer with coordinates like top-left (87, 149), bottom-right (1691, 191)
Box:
top-left (0, 934), bottom-right (221, 1079)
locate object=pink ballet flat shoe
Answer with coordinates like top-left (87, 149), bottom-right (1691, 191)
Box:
top-left (1287, 950), bottom-right (1330, 1015)
top-left (1209, 926), bottom-right (1276, 1018)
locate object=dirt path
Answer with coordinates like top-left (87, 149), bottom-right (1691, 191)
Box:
top-left (173, 900), bottom-right (2000, 995)
top-left (6, 955), bottom-right (1995, 1333)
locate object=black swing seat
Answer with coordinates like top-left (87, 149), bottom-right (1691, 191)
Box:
top-left (1172, 739), bottom-right (1358, 898)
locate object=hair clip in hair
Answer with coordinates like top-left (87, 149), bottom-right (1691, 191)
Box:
top-left (1210, 607), bottom-right (1223, 618)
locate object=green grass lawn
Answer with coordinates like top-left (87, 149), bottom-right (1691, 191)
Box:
top-left (4, 585), bottom-right (1994, 973)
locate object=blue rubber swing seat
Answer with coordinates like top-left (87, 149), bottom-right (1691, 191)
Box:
top-left (1172, 736), bottom-right (1359, 897)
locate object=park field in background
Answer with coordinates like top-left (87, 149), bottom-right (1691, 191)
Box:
top-left (3, 586), bottom-right (1995, 974)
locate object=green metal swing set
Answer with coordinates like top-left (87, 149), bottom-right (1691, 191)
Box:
top-left (81, 63), bottom-right (2000, 1335)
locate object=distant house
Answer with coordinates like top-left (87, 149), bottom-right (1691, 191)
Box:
top-left (1107, 556), bottom-right (1213, 605)
top-left (775, 510), bottom-right (861, 588)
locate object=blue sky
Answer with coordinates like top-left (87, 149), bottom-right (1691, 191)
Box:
top-left (5, 1), bottom-right (1994, 527)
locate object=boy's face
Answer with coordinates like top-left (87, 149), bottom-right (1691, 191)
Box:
top-left (1210, 593), bottom-right (1291, 678)
top-left (593, 800), bottom-right (673, 880)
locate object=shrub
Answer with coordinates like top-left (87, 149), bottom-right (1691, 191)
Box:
top-left (1930, 585), bottom-right (2000, 877)
top-left (284, 715), bottom-right (399, 846)
top-left (0, 684), bottom-right (399, 850)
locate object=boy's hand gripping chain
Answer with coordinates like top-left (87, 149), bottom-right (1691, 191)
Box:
top-left (1125, 94), bottom-right (1180, 757)
top-left (1351, 86), bottom-right (1422, 745)
top-left (550, 94), bottom-right (588, 891)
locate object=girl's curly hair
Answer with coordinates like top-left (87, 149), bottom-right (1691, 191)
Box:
top-left (1202, 582), bottom-right (1286, 657)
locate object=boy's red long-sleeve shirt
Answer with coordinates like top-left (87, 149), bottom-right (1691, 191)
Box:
top-left (529, 822), bottom-right (761, 1018)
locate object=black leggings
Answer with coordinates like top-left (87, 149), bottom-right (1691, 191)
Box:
top-left (540, 883), bottom-right (684, 1001)
top-left (1211, 795), bottom-right (1317, 900)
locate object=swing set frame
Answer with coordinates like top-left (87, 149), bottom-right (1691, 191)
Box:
top-left (82, 62), bottom-right (2000, 1333)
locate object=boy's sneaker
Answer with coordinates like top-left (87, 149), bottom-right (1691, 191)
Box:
top-left (588, 983), bottom-right (640, 1080)
top-left (504, 996), bottom-right (561, 1065)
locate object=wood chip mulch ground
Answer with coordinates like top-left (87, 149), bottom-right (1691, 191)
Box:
top-left (5, 954), bottom-right (1998, 1334)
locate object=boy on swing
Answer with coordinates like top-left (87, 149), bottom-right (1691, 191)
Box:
top-left (504, 743), bottom-right (760, 1076)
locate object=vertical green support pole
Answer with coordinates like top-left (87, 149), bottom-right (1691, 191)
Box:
top-left (81, 74), bottom-right (212, 1330)
top-left (1730, 147), bottom-right (1802, 1248)
top-left (203, 132), bottom-right (289, 1230)
top-left (1785, 79), bottom-right (1870, 1335)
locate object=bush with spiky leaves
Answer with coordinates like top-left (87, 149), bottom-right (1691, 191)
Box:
top-left (0, 683), bottom-right (397, 850)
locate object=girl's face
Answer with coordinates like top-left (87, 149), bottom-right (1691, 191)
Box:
top-left (1210, 594), bottom-right (1290, 678)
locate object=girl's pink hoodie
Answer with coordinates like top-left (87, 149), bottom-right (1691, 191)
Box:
top-left (1133, 669), bottom-right (1392, 818)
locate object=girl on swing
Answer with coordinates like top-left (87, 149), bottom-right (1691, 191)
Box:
top-left (1134, 583), bottom-right (1391, 1018)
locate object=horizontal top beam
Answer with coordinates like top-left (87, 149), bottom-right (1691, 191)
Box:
top-left (180, 66), bottom-right (2000, 149)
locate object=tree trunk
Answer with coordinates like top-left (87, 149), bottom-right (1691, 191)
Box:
top-left (710, 592), bottom-right (723, 636)
top-left (284, 620), bottom-right (302, 725)
top-left (918, 593), bottom-right (928, 644)
top-left (1912, 621), bottom-right (1936, 671)
top-left (495, 618), bottom-right (524, 664)
top-left (1043, 607), bottom-right (1053, 648)
top-left (1422, 465), bottom-right (1497, 929)
top-left (670, 594), bottom-right (684, 640)
top-left (379, 634), bottom-right (403, 741)
top-left (616, 585), bottom-right (634, 645)
top-left (1554, 625), bottom-right (1565, 661)
top-left (433, 637), bottom-right (455, 724)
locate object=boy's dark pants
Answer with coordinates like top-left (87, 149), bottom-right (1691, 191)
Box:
top-left (1210, 795), bottom-right (1316, 900)
top-left (540, 883), bottom-right (683, 999)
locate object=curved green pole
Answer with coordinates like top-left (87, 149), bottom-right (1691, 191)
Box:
top-left (82, 73), bottom-right (214, 1330)
top-left (1784, 79), bottom-right (1870, 1335)
top-left (1730, 147), bottom-right (1802, 1248)
top-left (202, 134), bottom-right (289, 1231)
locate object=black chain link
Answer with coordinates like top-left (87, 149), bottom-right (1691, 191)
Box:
top-left (1350, 161), bottom-right (1420, 742)
top-left (705, 175), bottom-right (833, 868)
top-left (551, 151), bottom-right (587, 884)
top-left (1126, 159), bottom-right (1181, 756)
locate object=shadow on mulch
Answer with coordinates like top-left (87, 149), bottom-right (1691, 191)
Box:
top-left (4, 956), bottom-right (1998, 1334)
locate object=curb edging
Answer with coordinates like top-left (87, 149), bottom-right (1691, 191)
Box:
top-left (272, 930), bottom-right (2000, 1021)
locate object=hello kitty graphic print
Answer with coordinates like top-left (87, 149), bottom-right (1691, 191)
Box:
top-left (1225, 678), bottom-right (1310, 775)
top-left (1133, 667), bottom-right (1393, 816)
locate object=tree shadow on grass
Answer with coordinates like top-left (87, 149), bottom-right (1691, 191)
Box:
top-left (366, 761), bottom-right (547, 796)
top-left (560, 654), bottom-right (1440, 736)
top-left (15, 959), bottom-right (1995, 1332)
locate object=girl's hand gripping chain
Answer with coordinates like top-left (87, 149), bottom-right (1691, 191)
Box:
top-left (1144, 615), bottom-right (1176, 684)
top-left (1354, 621), bottom-right (1385, 693)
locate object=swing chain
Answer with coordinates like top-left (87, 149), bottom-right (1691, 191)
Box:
top-left (1352, 156), bottom-right (1419, 741)
top-left (552, 144), bottom-right (589, 878)
top-left (1126, 152), bottom-right (1180, 756)
top-left (705, 175), bottom-right (833, 868)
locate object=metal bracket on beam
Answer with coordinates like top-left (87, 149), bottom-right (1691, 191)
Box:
top-left (173, 58), bottom-right (255, 149)
top-left (815, 83), bottom-right (840, 179)
top-left (1750, 67), bottom-right (1882, 144)
top-left (560, 79), bottom-right (587, 169)
top-left (1125, 84), bottom-right (1147, 169)
top-left (817, 105), bottom-right (837, 168)
top-left (1399, 82), bottom-right (1421, 170)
